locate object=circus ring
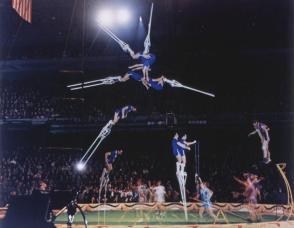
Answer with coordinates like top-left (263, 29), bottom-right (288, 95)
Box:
top-left (53, 164), bottom-right (294, 228)
top-left (53, 202), bottom-right (294, 228)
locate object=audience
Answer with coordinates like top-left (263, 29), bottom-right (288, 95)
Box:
top-left (0, 147), bottom-right (290, 207)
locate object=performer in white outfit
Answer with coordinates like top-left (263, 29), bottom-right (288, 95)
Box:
top-left (248, 121), bottom-right (271, 164)
top-left (153, 180), bottom-right (166, 216)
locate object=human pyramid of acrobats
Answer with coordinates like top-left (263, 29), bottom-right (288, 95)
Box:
top-left (69, 3), bottom-right (272, 224)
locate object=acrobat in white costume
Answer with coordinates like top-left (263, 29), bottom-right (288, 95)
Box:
top-left (248, 121), bottom-right (271, 164)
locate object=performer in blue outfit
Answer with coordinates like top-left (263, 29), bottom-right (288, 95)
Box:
top-left (147, 76), bottom-right (165, 91)
top-left (112, 105), bottom-right (137, 125)
top-left (128, 52), bottom-right (156, 82)
top-left (171, 133), bottom-right (192, 174)
top-left (105, 149), bottom-right (123, 172)
top-left (118, 71), bottom-right (165, 91)
top-left (178, 134), bottom-right (196, 173)
top-left (198, 180), bottom-right (218, 222)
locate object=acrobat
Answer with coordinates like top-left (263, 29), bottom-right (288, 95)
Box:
top-left (118, 71), bottom-right (164, 90)
top-left (77, 106), bottom-right (136, 168)
top-left (99, 149), bottom-right (123, 203)
top-left (98, 3), bottom-right (155, 82)
top-left (153, 180), bottom-right (166, 217)
top-left (172, 132), bottom-right (195, 220)
top-left (233, 173), bottom-right (262, 222)
top-left (71, 3), bottom-right (215, 97)
top-left (105, 149), bottom-right (123, 173)
top-left (171, 132), bottom-right (191, 175)
top-left (196, 176), bottom-right (218, 223)
top-left (113, 105), bottom-right (137, 124)
top-left (179, 134), bottom-right (197, 173)
top-left (248, 121), bottom-right (271, 164)
top-left (67, 73), bottom-right (215, 97)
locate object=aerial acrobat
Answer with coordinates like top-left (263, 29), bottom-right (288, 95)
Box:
top-left (98, 3), bottom-right (155, 83)
top-left (67, 72), bottom-right (215, 97)
top-left (76, 105), bottom-right (136, 170)
top-left (67, 3), bottom-right (215, 98)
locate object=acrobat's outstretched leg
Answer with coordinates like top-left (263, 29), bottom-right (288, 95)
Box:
top-left (143, 3), bottom-right (153, 55)
top-left (128, 64), bottom-right (144, 70)
top-left (176, 171), bottom-right (188, 221)
top-left (163, 78), bottom-right (215, 97)
top-left (98, 22), bottom-right (135, 56)
top-left (67, 76), bottom-right (121, 90)
top-left (78, 120), bottom-right (114, 168)
top-left (98, 168), bottom-right (110, 203)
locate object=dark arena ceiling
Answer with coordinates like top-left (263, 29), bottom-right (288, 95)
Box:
top-left (1, 0), bottom-right (293, 59)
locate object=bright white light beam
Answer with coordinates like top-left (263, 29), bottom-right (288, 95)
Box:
top-left (97, 9), bottom-right (114, 27)
top-left (76, 162), bottom-right (85, 171)
top-left (116, 8), bottom-right (131, 25)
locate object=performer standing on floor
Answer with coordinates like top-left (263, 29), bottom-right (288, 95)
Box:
top-left (197, 177), bottom-right (218, 222)
top-left (153, 180), bottom-right (166, 217)
top-left (136, 179), bottom-right (148, 203)
top-left (233, 173), bottom-right (262, 222)
top-left (248, 121), bottom-right (271, 164)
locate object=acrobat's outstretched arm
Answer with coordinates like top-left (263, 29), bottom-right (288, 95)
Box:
top-left (143, 3), bottom-right (153, 55)
top-left (196, 175), bottom-right (203, 184)
top-left (248, 130), bottom-right (257, 137)
top-left (185, 140), bottom-right (197, 146)
top-left (177, 141), bottom-right (190, 150)
top-left (233, 176), bottom-right (246, 186)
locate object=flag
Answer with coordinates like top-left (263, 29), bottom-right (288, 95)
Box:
top-left (12, 0), bottom-right (32, 23)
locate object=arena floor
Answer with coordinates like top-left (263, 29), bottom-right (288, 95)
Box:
top-left (54, 210), bottom-right (294, 227)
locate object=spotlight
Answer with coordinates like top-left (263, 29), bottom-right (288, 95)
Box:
top-left (117, 8), bottom-right (131, 25)
top-left (97, 9), bottom-right (114, 26)
top-left (76, 162), bottom-right (85, 171)
top-left (139, 16), bottom-right (142, 22)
